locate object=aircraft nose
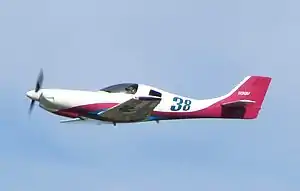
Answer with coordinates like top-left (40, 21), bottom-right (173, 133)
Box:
top-left (26, 90), bottom-right (40, 101)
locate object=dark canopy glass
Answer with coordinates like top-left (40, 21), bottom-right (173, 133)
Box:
top-left (100, 83), bottom-right (138, 94)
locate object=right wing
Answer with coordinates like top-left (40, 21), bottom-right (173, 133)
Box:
top-left (60, 117), bottom-right (114, 125)
top-left (60, 117), bottom-right (86, 123)
top-left (97, 96), bottom-right (162, 122)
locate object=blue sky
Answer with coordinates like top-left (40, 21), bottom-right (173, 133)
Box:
top-left (1, 0), bottom-right (299, 190)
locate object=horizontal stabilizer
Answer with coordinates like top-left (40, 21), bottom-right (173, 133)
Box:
top-left (222, 100), bottom-right (255, 107)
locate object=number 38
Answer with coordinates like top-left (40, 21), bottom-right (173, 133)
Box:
top-left (170, 97), bottom-right (192, 111)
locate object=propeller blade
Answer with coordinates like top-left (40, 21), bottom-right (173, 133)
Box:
top-left (28, 68), bottom-right (44, 115)
top-left (35, 69), bottom-right (44, 92)
top-left (28, 100), bottom-right (35, 114)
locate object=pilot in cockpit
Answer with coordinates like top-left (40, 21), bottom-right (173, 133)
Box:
top-left (125, 85), bottom-right (137, 94)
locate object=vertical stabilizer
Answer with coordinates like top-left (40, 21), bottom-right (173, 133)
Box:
top-left (219, 76), bottom-right (272, 119)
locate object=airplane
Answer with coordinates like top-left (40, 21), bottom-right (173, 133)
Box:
top-left (26, 69), bottom-right (272, 126)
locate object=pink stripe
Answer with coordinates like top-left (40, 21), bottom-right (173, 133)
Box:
top-left (54, 103), bottom-right (118, 118)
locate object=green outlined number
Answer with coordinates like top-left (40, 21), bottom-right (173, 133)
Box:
top-left (183, 99), bottom-right (191, 111)
top-left (170, 97), bottom-right (192, 111)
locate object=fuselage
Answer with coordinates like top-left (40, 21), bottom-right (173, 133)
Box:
top-left (26, 83), bottom-right (224, 122)
top-left (26, 75), bottom-right (272, 123)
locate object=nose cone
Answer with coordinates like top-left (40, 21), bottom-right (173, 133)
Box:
top-left (26, 90), bottom-right (40, 101)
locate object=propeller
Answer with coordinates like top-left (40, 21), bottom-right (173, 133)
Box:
top-left (28, 69), bottom-right (44, 114)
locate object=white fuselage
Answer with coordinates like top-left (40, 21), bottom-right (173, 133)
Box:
top-left (26, 75), bottom-right (272, 122)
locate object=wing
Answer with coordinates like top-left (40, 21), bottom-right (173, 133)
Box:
top-left (60, 117), bottom-right (86, 123)
top-left (97, 96), bottom-right (161, 122)
top-left (60, 117), bottom-right (114, 125)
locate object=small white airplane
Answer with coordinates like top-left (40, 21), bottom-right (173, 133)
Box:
top-left (26, 69), bottom-right (272, 126)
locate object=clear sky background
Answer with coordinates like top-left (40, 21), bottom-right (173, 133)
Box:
top-left (0, 0), bottom-right (299, 190)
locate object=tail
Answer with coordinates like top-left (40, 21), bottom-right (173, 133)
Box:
top-left (218, 76), bottom-right (272, 119)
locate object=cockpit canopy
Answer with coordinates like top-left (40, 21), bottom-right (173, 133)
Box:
top-left (100, 83), bottom-right (138, 94)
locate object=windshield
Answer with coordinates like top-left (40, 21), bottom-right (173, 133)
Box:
top-left (100, 83), bottom-right (138, 94)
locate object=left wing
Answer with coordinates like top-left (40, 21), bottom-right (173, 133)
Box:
top-left (97, 96), bottom-right (161, 122)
